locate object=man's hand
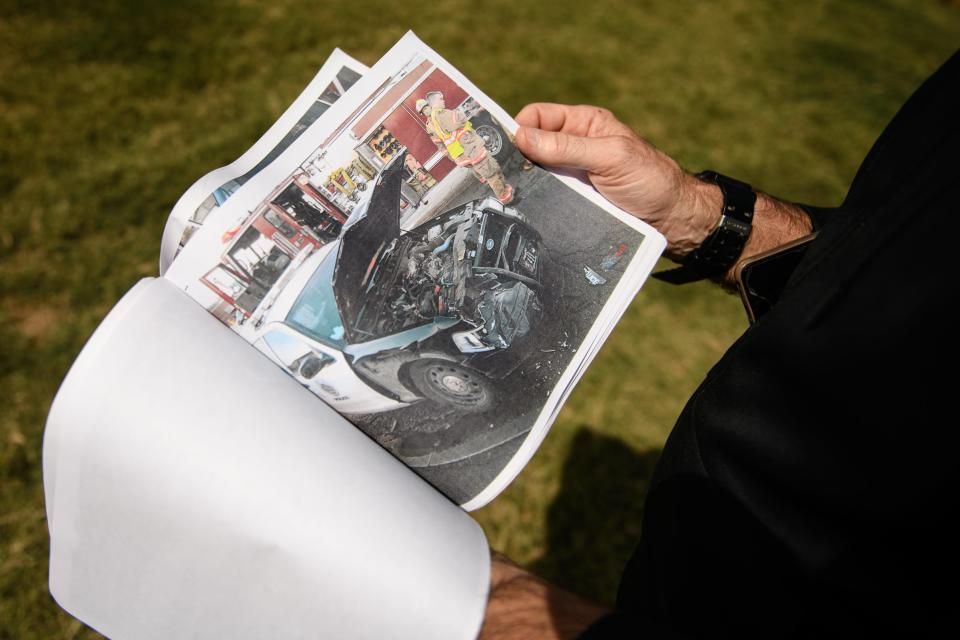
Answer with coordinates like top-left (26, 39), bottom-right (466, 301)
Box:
top-left (478, 551), bottom-right (610, 640)
top-left (514, 103), bottom-right (813, 287)
top-left (515, 103), bottom-right (717, 260)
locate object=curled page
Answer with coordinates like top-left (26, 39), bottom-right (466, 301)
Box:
top-left (43, 277), bottom-right (489, 640)
top-left (159, 49), bottom-right (369, 273)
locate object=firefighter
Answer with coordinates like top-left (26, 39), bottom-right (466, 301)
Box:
top-left (403, 153), bottom-right (436, 194)
top-left (416, 91), bottom-right (514, 204)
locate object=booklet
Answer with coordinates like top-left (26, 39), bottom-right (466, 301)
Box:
top-left (43, 32), bottom-right (666, 640)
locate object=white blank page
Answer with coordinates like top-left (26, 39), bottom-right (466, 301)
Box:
top-left (43, 277), bottom-right (489, 640)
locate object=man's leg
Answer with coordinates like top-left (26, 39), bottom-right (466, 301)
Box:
top-left (470, 166), bottom-right (488, 184)
top-left (472, 155), bottom-right (513, 203)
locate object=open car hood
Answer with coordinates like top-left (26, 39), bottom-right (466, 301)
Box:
top-left (332, 151), bottom-right (407, 343)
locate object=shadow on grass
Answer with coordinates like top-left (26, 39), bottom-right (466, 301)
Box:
top-left (531, 427), bottom-right (662, 606)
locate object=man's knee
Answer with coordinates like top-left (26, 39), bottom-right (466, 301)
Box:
top-left (474, 156), bottom-right (502, 179)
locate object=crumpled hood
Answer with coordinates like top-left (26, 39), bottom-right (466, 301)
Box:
top-left (333, 151), bottom-right (407, 342)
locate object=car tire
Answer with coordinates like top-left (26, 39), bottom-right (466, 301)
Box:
top-left (402, 358), bottom-right (496, 413)
top-left (474, 122), bottom-right (513, 165)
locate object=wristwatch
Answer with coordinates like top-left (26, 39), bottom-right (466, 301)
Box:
top-left (652, 170), bottom-right (756, 284)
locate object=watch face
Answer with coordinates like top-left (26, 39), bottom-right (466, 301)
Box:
top-left (723, 216), bottom-right (752, 236)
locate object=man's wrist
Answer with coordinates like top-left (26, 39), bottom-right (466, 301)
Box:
top-left (660, 173), bottom-right (724, 260)
top-left (656, 171), bottom-right (816, 289)
top-left (480, 554), bottom-right (610, 640)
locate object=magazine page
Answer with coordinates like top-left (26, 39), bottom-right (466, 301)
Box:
top-left (43, 277), bottom-right (489, 640)
top-left (158, 49), bottom-right (369, 273)
top-left (164, 31), bottom-right (667, 510)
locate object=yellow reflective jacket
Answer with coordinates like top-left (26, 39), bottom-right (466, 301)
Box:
top-left (429, 108), bottom-right (474, 159)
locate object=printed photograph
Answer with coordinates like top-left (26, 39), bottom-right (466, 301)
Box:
top-left (176, 52), bottom-right (649, 503)
top-left (173, 64), bottom-right (364, 255)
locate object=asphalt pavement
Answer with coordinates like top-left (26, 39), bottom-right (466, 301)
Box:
top-left (351, 150), bottom-right (648, 505)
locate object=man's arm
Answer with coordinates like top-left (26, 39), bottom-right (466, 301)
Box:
top-left (480, 104), bottom-right (817, 639)
top-left (449, 106), bottom-right (470, 127)
top-left (424, 121), bottom-right (445, 152)
top-left (669, 178), bottom-right (814, 289)
top-left (479, 552), bottom-right (610, 640)
top-left (513, 103), bottom-right (815, 289)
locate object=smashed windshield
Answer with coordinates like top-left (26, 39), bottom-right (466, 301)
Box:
top-left (285, 251), bottom-right (347, 349)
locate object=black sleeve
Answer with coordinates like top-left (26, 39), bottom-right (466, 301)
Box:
top-left (578, 612), bottom-right (692, 640)
top-left (576, 612), bottom-right (631, 639)
top-left (791, 201), bottom-right (838, 234)
top-left (574, 472), bottom-right (813, 640)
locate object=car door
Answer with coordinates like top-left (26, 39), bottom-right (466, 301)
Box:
top-left (253, 322), bottom-right (408, 414)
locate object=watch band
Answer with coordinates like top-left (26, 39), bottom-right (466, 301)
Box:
top-left (652, 171), bottom-right (756, 284)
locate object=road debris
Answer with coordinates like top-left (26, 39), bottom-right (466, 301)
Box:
top-left (583, 265), bottom-right (607, 285)
top-left (601, 243), bottom-right (628, 270)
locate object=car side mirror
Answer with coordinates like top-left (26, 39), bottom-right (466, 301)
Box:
top-left (298, 353), bottom-right (332, 379)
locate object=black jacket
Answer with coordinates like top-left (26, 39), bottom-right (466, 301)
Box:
top-left (583, 49), bottom-right (960, 638)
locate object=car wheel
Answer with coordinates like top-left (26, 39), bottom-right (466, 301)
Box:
top-left (476, 123), bottom-right (512, 164)
top-left (403, 358), bottom-right (496, 413)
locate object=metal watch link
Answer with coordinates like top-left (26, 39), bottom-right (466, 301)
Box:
top-left (652, 170), bottom-right (756, 284)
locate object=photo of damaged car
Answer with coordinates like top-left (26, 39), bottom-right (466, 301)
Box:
top-left (248, 151), bottom-right (544, 415)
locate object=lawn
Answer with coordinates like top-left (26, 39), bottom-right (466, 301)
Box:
top-left (1, 1), bottom-right (958, 637)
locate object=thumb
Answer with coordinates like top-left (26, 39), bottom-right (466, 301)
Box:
top-left (515, 126), bottom-right (623, 174)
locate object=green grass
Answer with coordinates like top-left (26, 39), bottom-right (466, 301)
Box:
top-left (1, 1), bottom-right (958, 636)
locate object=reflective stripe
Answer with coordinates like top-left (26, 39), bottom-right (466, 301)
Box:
top-left (454, 147), bottom-right (488, 167)
top-left (429, 109), bottom-right (474, 160)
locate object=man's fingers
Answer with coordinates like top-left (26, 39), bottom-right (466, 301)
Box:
top-left (515, 103), bottom-right (635, 138)
top-left (514, 103), bottom-right (548, 129)
top-left (515, 103), bottom-right (571, 132)
top-left (515, 103), bottom-right (594, 137)
top-left (515, 126), bottom-right (633, 174)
